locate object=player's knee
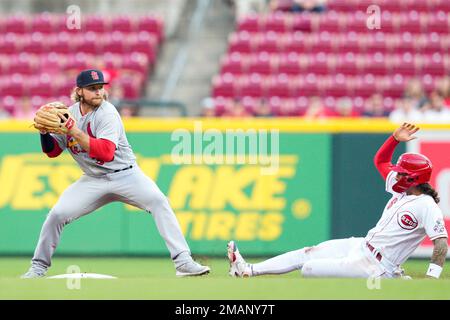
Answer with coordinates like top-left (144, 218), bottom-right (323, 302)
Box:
top-left (47, 208), bottom-right (71, 225)
top-left (301, 261), bottom-right (317, 278)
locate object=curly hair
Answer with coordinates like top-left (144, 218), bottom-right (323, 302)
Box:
top-left (416, 183), bottom-right (440, 204)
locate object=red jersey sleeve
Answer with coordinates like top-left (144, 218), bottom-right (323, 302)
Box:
top-left (88, 137), bottom-right (116, 162)
top-left (374, 135), bottom-right (399, 180)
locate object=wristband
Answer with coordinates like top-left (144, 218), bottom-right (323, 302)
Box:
top-left (426, 263), bottom-right (442, 279)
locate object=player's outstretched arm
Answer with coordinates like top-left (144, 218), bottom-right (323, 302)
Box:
top-left (393, 123), bottom-right (420, 142)
top-left (373, 123), bottom-right (420, 180)
top-left (426, 237), bottom-right (448, 279)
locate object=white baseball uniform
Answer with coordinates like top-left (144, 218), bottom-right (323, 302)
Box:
top-left (250, 170), bottom-right (448, 278)
top-left (30, 100), bottom-right (192, 272)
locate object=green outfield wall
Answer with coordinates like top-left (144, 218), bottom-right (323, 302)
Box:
top-left (0, 119), bottom-right (447, 256)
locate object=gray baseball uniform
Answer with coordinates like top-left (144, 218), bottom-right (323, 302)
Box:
top-left (31, 100), bottom-right (190, 271)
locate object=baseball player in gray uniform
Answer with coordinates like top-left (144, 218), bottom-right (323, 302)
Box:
top-left (21, 69), bottom-right (210, 278)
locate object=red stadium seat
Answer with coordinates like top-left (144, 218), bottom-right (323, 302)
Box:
top-left (328, 0), bottom-right (353, 12)
top-left (31, 13), bottom-right (55, 34)
top-left (128, 31), bottom-right (158, 62)
top-left (248, 52), bottom-right (275, 75)
top-left (363, 53), bottom-right (388, 76)
top-left (240, 73), bottom-right (265, 98)
top-left (337, 32), bottom-right (361, 53)
top-left (317, 11), bottom-right (343, 33)
top-left (267, 74), bottom-right (293, 98)
top-left (291, 14), bottom-right (312, 32)
top-left (110, 15), bottom-right (135, 33)
top-left (48, 33), bottom-right (72, 54)
top-left (346, 11), bottom-right (368, 33)
top-left (0, 33), bottom-right (20, 54)
top-left (22, 33), bottom-right (47, 54)
top-left (382, 74), bottom-right (405, 98)
top-left (5, 15), bottom-right (29, 33)
top-left (353, 74), bottom-right (378, 98)
top-left (122, 53), bottom-right (149, 75)
top-left (311, 32), bottom-right (336, 53)
top-left (256, 31), bottom-right (281, 53)
top-left (278, 52), bottom-right (301, 75)
top-left (390, 53), bottom-right (419, 76)
top-left (426, 11), bottom-right (449, 34)
top-left (305, 53), bottom-right (330, 75)
top-left (335, 53), bottom-right (362, 75)
top-left (419, 33), bottom-right (445, 54)
top-left (220, 52), bottom-right (247, 75)
top-left (283, 32), bottom-right (309, 53)
top-left (1, 74), bottom-right (26, 97)
top-left (422, 53), bottom-right (445, 76)
top-left (398, 11), bottom-right (423, 34)
top-left (84, 16), bottom-right (109, 33)
top-left (74, 32), bottom-right (101, 54)
top-left (228, 31), bottom-right (253, 53)
top-left (212, 73), bottom-right (237, 98)
top-left (237, 14), bottom-right (261, 32)
top-left (297, 73), bottom-right (321, 96)
top-left (103, 32), bottom-right (127, 54)
top-left (324, 74), bottom-right (350, 97)
top-left (263, 13), bottom-right (288, 32)
top-left (137, 15), bottom-right (164, 42)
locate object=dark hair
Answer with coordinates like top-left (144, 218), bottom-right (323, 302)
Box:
top-left (416, 183), bottom-right (440, 204)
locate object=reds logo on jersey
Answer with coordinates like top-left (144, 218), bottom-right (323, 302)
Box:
top-left (397, 211), bottom-right (418, 230)
top-left (387, 197), bottom-right (398, 210)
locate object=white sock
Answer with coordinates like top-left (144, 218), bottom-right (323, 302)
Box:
top-left (251, 248), bottom-right (307, 276)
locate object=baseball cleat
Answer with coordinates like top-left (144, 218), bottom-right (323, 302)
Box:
top-left (227, 241), bottom-right (252, 278)
top-left (20, 268), bottom-right (46, 279)
top-left (176, 260), bottom-right (211, 277)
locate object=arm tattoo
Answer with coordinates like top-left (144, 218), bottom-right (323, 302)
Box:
top-left (431, 237), bottom-right (448, 267)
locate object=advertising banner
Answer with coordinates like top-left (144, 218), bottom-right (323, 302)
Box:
top-left (409, 131), bottom-right (450, 257)
top-left (0, 129), bottom-right (331, 256)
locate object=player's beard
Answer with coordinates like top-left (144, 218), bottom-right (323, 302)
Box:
top-left (81, 96), bottom-right (103, 108)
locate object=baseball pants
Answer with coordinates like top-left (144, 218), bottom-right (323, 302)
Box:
top-left (31, 165), bottom-right (190, 269)
top-left (252, 237), bottom-right (386, 278)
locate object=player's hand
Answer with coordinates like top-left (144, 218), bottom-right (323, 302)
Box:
top-left (57, 112), bottom-right (77, 135)
top-left (393, 123), bottom-right (419, 142)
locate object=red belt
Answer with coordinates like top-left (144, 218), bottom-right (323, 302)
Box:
top-left (366, 242), bottom-right (382, 262)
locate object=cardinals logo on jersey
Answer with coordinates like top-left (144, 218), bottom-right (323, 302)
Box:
top-left (67, 135), bottom-right (85, 155)
top-left (397, 211), bottom-right (418, 230)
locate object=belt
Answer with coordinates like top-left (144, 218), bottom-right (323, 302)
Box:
top-left (114, 165), bottom-right (133, 173)
top-left (366, 242), bottom-right (382, 262)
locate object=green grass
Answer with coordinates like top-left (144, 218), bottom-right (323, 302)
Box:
top-left (0, 257), bottom-right (449, 299)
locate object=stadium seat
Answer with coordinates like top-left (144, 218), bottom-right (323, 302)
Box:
top-left (85, 16), bottom-right (109, 33)
top-left (128, 31), bottom-right (158, 63)
top-left (267, 74), bottom-right (293, 98)
top-left (228, 31), bottom-right (253, 53)
top-left (283, 32), bottom-right (309, 53)
top-left (31, 13), bottom-right (55, 34)
top-left (237, 14), bottom-right (260, 32)
top-left (137, 15), bottom-right (164, 43)
top-left (111, 16), bottom-right (135, 33)
top-left (5, 15), bottom-right (29, 33)
top-left (103, 32), bottom-right (127, 54)
top-left (248, 52), bottom-right (276, 75)
top-left (239, 73), bottom-right (265, 98)
top-left (278, 52), bottom-right (301, 75)
top-left (212, 73), bottom-right (236, 98)
top-left (382, 74), bottom-right (405, 98)
top-left (422, 53), bottom-right (445, 76)
top-left (254, 31), bottom-right (281, 53)
top-left (305, 53), bottom-right (330, 75)
top-left (297, 73), bottom-right (321, 96)
top-left (426, 11), bottom-right (449, 34)
top-left (220, 52), bottom-right (247, 75)
top-left (48, 32), bottom-right (72, 54)
top-left (353, 74), bottom-right (378, 98)
top-left (262, 13), bottom-right (288, 32)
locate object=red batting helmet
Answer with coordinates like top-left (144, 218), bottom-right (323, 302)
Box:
top-left (391, 153), bottom-right (432, 193)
